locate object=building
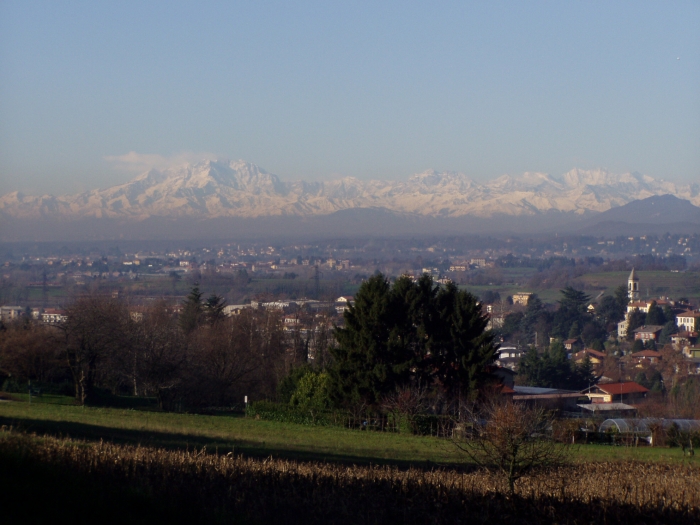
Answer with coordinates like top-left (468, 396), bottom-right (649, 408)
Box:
top-left (41, 308), bottom-right (67, 324)
top-left (495, 346), bottom-right (525, 371)
top-left (572, 348), bottom-right (606, 368)
top-left (629, 349), bottom-right (662, 366)
top-left (563, 338), bottom-right (581, 351)
top-left (584, 381), bottom-right (649, 404)
top-left (0, 305), bottom-right (23, 322)
top-left (632, 325), bottom-right (664, 342)
top-left (676, 310), bottom-right (700, 332)
top-left (511, 292), bottom-right (533, 306)
top-left (627, 268), bottom-right (639, 301)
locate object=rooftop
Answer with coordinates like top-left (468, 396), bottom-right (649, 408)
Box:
top-left (595, 382), bottom-right (649, 395)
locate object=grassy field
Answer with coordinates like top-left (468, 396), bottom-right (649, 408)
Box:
top-left (576, 270), bottom-right (700, 301)
top-left (0, 396), bottom-right (696, 467)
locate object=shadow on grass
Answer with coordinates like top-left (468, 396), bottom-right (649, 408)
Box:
top-left (0, 414), bottom-right (468, 471)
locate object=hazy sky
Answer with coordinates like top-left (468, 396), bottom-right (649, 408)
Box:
top-left (1, 1), bottom-right (698, 195)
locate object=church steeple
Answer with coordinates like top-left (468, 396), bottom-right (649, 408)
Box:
top-left (628, 268), bottom-right (639, 301)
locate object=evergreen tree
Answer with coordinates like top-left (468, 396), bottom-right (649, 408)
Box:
top-left (597, 295), bottom-right (625, 324)
top-left (179, 285), bottom-right (203, 334)
top-left (659, 320), bottom-right (677, 344)
top-left (520, 294), bottom-right (549, 345)
top-left (571, 355), bottom-right (596, 390)
top-left (626, 308), bottom-right (647, 341)
top-left (552, 287), bottom-right (591, 338)
top-left (331, 274), bottom-right (497, 406)
top-left (203, 294), bottom-right (227, 326)
top-left (645, 301), bottom-right (665, 326)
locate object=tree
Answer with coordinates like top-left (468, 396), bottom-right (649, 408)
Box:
top-left (331, 274), bottom-right (497, 406)
top-left (552, 287), bottom-right (591, 339)
top-left (518, 342), bottom-right (573, 389)
top-left (520, 294), bottom-right (549, 345)
top-left (203, 294), bottom-right (227, 326)
top-left (289, 370), bottom-right (333, 414)
top-left (454, 399), bottom-right (569, 494)
top-left (571, 355), bottom-right (597, 390)
top-left (179, 285), bottom-right (203, 334)
top-left (626, 308), bottom-right (646, 341)
top-left (61, 294), bottom-right (130, 404)
top-left (125, 301), bottom-right (187, 409)
top-left (645, 301), bottom-right (665, 326)
top-left (597, 294), bottom-right (625, 325)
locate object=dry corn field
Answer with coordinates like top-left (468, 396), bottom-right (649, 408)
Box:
top-left (0, 429), bottom-right (698, 525)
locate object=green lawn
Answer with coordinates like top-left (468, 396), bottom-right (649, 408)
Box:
top-left (0, 397), bottom-right (696, 467)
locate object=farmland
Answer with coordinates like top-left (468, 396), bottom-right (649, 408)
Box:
top-left (1, 397), bottom-right (699, 523)
top-left (1, 428), bottom-right (698, 525)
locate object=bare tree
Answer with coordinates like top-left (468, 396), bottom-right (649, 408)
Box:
top-left (453, 399), bottom-right (569, 494)
top-left (381, 384), bottom-right (430, 433)
top-left (60, 294), bottom-right (131, 404)
top-left (0, 320), bottom-right (64, 385)
top-left (126, 301), bottom-right (187, 409)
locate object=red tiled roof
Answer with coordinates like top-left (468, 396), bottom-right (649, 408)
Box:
top-left (677, 310), bottom-right (700, 318)
top-left (581, 348), bottom-right (606, 358)
top-left (632, 325), bottom-right (664, 333)
top-left (596, 382), bottom-right (649, 395)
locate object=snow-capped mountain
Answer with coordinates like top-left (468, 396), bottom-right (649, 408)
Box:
top-left (2, 160), bottom-right (699, 221)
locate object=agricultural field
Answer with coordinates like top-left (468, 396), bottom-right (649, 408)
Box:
top-left (575, 270), bottom-right (700, 301)
top-left (1, 427), bottom-right (698, 524)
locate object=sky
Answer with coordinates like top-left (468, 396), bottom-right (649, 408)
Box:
top-left (0, 1), bottom-right (698, 195)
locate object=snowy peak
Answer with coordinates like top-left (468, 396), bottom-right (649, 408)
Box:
top-left (1, 163), bottom-right (699, 221)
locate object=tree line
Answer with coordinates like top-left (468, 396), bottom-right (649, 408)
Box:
top-left (0, 288), bottom-right (288, 409)
top-left (0, 275), bottom-right (499, 414)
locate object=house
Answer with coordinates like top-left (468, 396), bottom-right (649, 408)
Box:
top-left (486, 313), bottom-right (505, 331)
top-left (223, 305), bottom-right (248, 316)
top-left (629, 349), bottom-right (662, 366)
top-left (676, 310), bottom-right (700, 332)
top-left (0, 305), bottom-right (23, 322)
top-left (563, 338), bottom-right (581, 351)
top-left (336, 296), bottom-right (354, 304)
top-left (512, 293), bottom-right (533, 306)
top-left (495, 346), bottom-right (525, 371)
top-left (572, 348), bottom-right (606, 367)
top-left (633, 325), bottom-right (664, 342)
top-left (584, 381), bottom-right (649, 404)
top-left (41, 308), bottom-right (67, 324)
top-left (672, 331), bottom-right (697, 350)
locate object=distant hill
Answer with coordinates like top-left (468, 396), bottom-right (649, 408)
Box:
top-left (576, 195), bottom-right (700, 235)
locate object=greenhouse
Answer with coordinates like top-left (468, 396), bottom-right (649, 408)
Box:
top-left (599, 418), bottom-right (700, 446)
top-left (600, 419), bottom-right (700, 434)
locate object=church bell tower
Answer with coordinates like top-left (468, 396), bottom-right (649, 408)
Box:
top-left (627, 268), bottom-right (640, 301)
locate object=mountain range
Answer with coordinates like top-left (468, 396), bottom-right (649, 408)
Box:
top-left (1, 160), bottom-right (699, 240)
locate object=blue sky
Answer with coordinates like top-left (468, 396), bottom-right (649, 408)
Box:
top-left (1, 1), bottom-right (698, 195)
